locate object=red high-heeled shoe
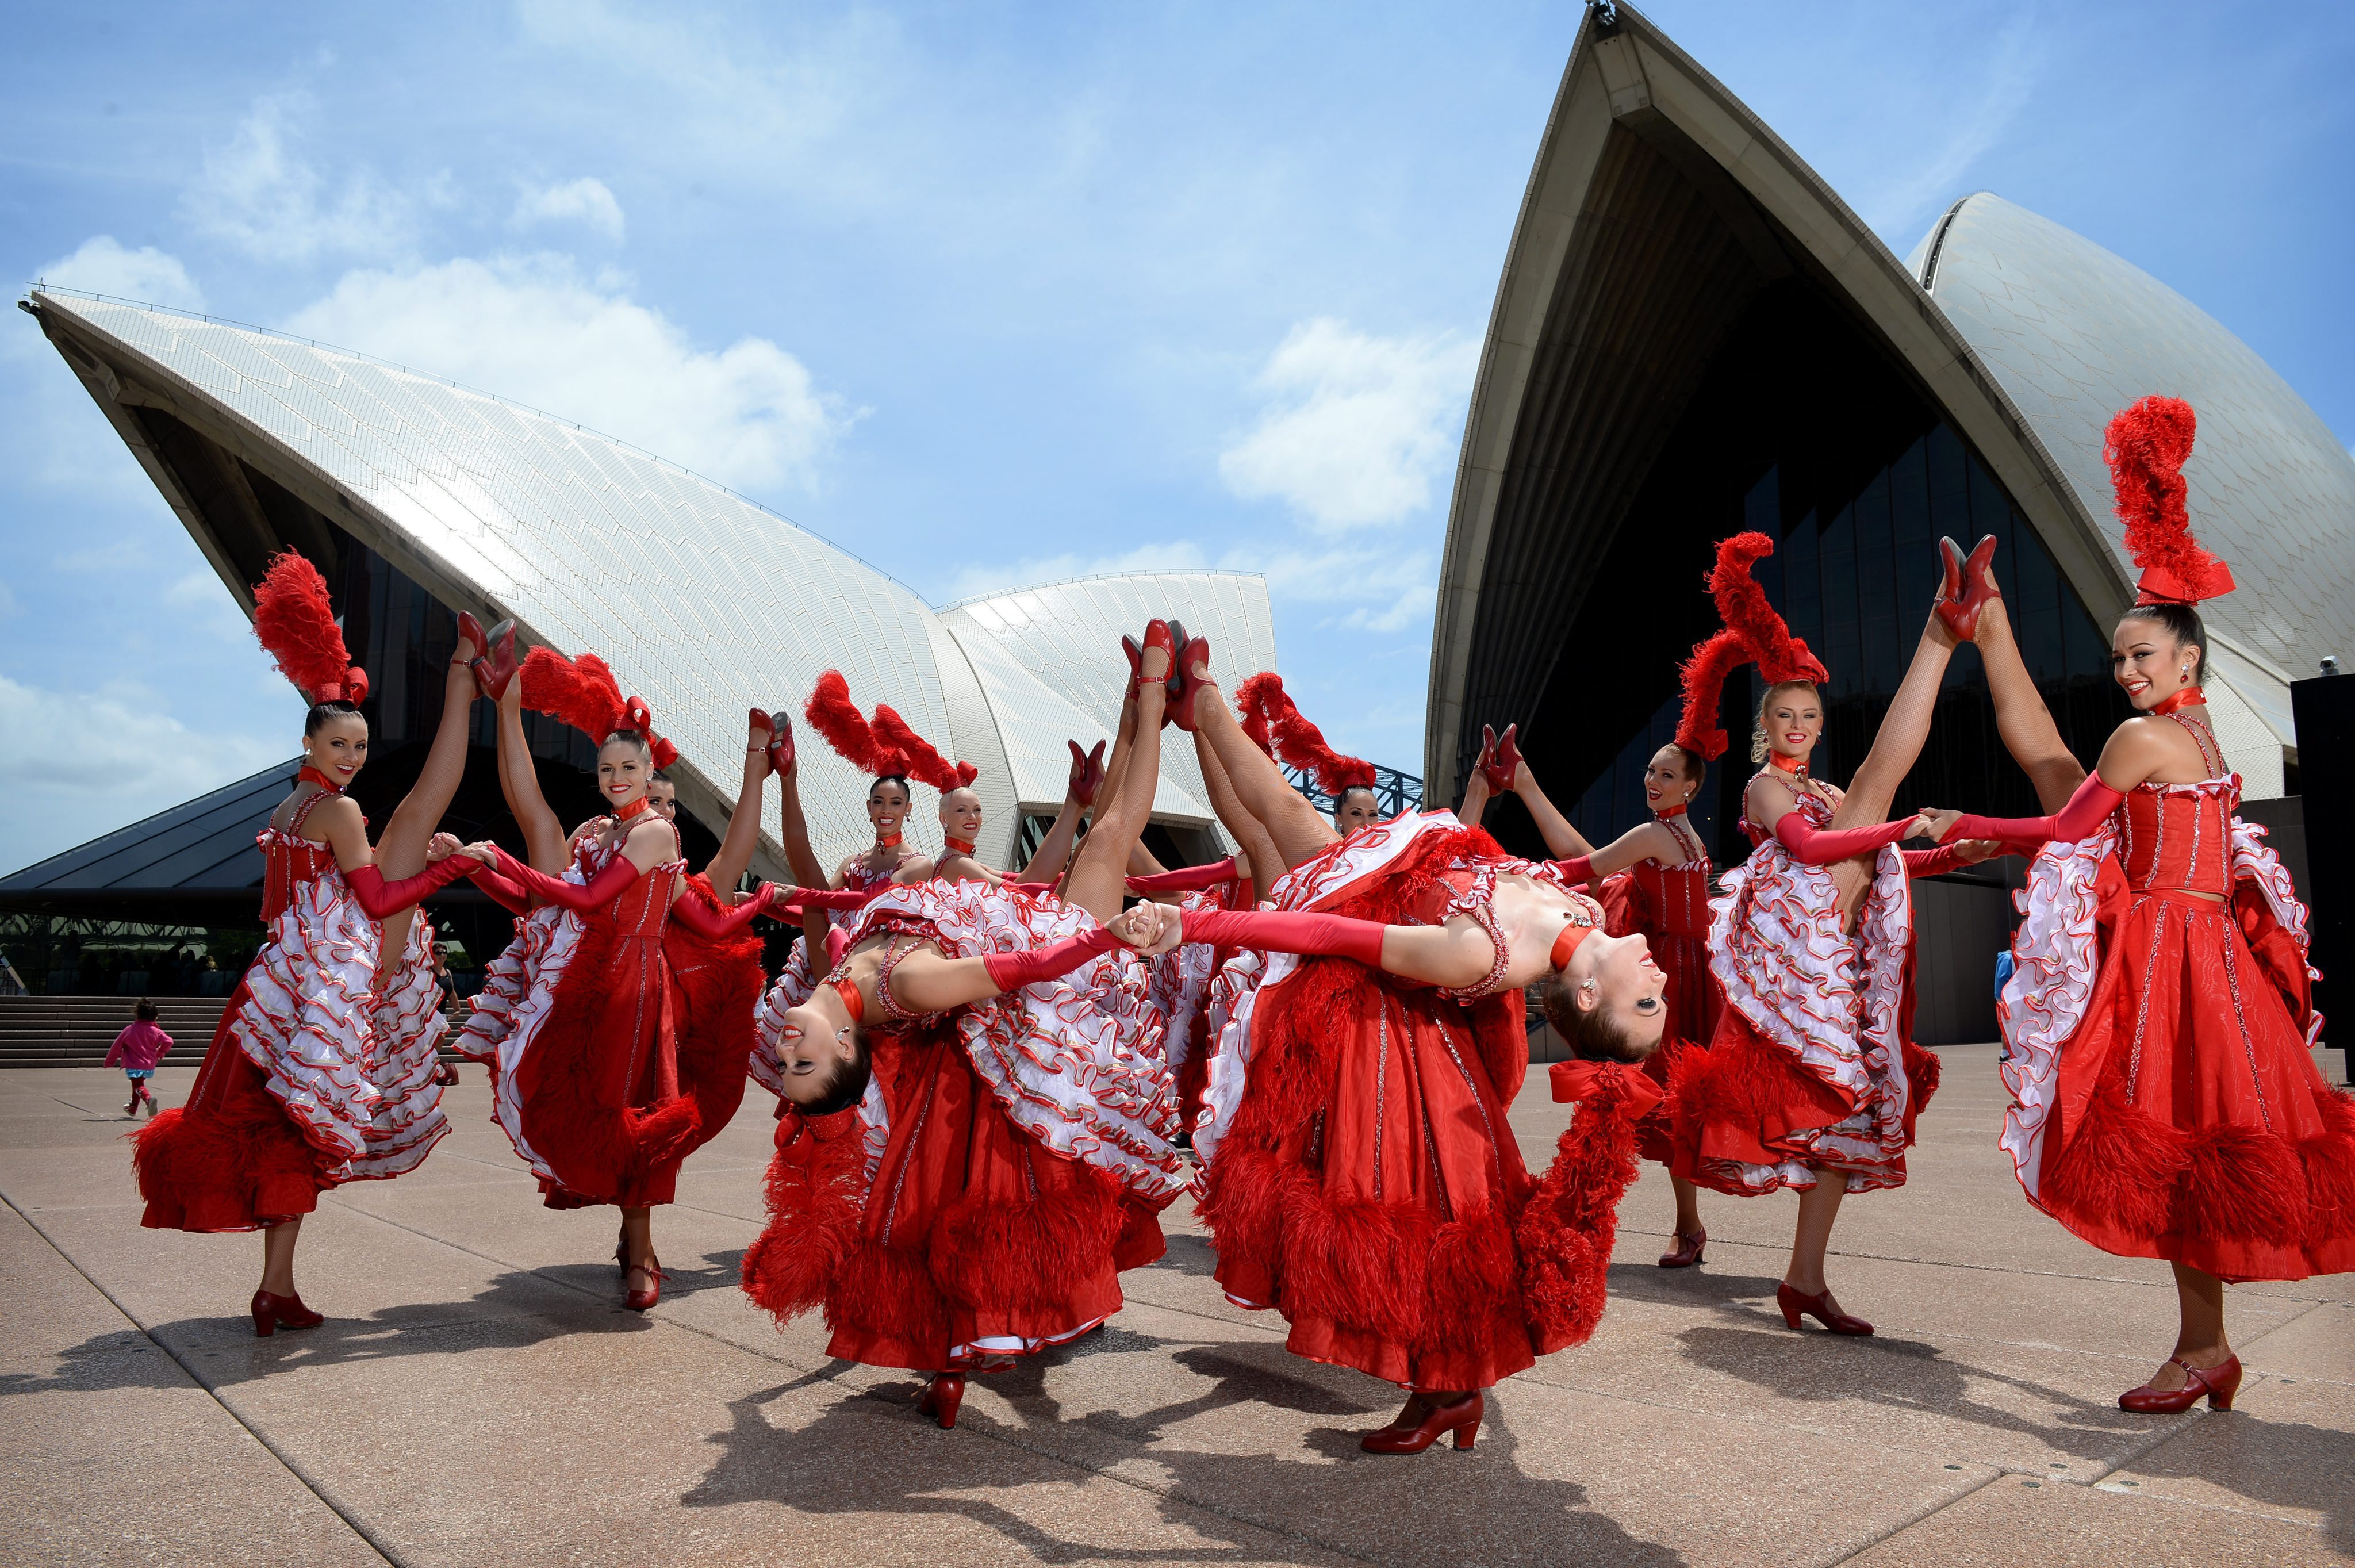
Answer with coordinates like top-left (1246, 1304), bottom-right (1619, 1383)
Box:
top-left (766, 711), bottom-right (796, 776)
top-left (1140, 619), bottom-right (1178, 707)
top-left (1360, 1390), bottom-right (1484, 1454)
top-left (1933, 535), bottom-right (2001, 643)
top-left (1122, 634), bottom-right (1146, 696)
top-left (1167, 636), bottom-right (1214, 733)
top-left (1067, 739), bottom-right (1106, 806)
top-left (1483, 723), bottom-right (1522, 793)
top-left (623, 1258), bottom-right (664, 1312)
top-left (1658, 1227), bottom-right (1706, 1269)
top-left (1777, 1282), bottom-right (1872, 1335)
top-left (456, 611), bottom-right (489, 670)
top-left (917, 1372), bottom-right (967, 1429)
top-left (464, 616), bottom-right (519, 699)
top-left (2120, 1355), bottom-right (2241, 1414)
top-left (250, 1288), bottom-right (324, 1337)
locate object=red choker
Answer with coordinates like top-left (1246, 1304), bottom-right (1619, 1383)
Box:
top-left (943, 836), bottom-right (976, 856)
top-left (297, 765), bottom-right (342, 792)
top-left (613, 796), bottom-right (654, 822)
top-left (830, 978), bottom-right (865, 1027)
top-left (1652, 802), bottom-right (1689, 820)
top-left (1766, 753), bottom-right (1809, 776)
top-left (1549, 919), bottom-right (1593, 973)
top-left (874, 831), bottom-right (903, 850)
top-left (2149, 685), bottom-right (2207, 716)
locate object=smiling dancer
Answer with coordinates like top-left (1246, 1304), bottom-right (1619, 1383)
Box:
top-left (1663, 532), bottom-right (2000, 1338)
top-left (1145, 662), bottom-right (1664, 1452)
top-left (1460, 704), bottom-right (1728, 1271)
top-left (133, 554), bottom-right (475, 1333)
top-left (451, 647), bottom-right (775, 1310)
top-left (1919, 397), bottom-right (2354, 1413)
top-left (738, 626), bottom-right (1188, 1429)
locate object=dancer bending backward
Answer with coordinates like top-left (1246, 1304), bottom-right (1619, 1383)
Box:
top-left (1919, 396), bottom-right (2355, 1414)
top-left (746, 677), bottom-right (1090, 1097)
top-left (1145, 664), bottom-right (1668, 1454)
top-left (1459, 711), bottom-right (1727, 1272)
top-left (739, 626), bottom-right (1188, 1429)
top-left (450, 647), bottom-right (776, 1310)
top-left (1666, 532), bottom-right (1996, 1337)
top-left (135, 554), bottom-right (477, 1333)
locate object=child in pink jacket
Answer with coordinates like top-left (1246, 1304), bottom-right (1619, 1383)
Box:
top-left (106, 999), bottom-right (172, 1117)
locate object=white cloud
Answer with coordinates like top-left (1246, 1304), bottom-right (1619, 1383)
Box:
top-left (513, 177), bottom-right (626, 241)
top-left (0, 674), bottom-right (280, 872)
top-left (183, 93), bottom-right (426, 262)
top-left (1219, 319), bottom-right (1476, 533)
top-left (1854, 16), bottom-right (2045, 235)
top-left (35, 237), bottom-right (207, 312)
top-left (279, 254), bottom-right (856, 493)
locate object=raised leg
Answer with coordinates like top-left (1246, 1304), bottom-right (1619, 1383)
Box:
top-left (1189, 663), bottom-right (1339, 871)
top-left (1193, 731), bottom-right (1283, 904)
top-left (1829, 615), bottom-right (1958, 831)
top-left (1067, 658), bottom-right (1167, 922)
top-left (496, 677), bottom-right (569, 873)
top-left (702, 717), bottom-right (772, 895)
top-left (375, 646), bottom-right (481, 953)
top-left (1974, 597), bottom-right (2088, 813)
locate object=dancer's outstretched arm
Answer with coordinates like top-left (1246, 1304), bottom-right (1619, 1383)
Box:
top-left (1973, 597), bottom-right (2088, 812)
top-left (495, 676), bottom-right (569, 874)
top-left (1067, 649), bottom-right (1168, 923)
top-left (1193, 732), bottom-right (1282, 904)
top-left (1188, 659), bottom-right (1340, 872)
top-left (702, 714), bottom-right (773, 896)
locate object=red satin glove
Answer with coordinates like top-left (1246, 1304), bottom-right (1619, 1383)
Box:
top-left (981, 925), bottom-right (1121, 992)
top-left (1548, 854), bottom-right (1595, 887)
top-left (467, 863), bottom-right (532, 915)
top-left (1773, 813), bottom-right (1916, 867)
top-left (1940, 773), bottom-right (2125, 850)
top-left (1176, 907), bottom-right (1386, 965)
top-left (780, 885), bottom-right (883, 910)
top-left (344, 856), bottom-right (472, 920)
top-left (1126, 858), bottom-right (1240, 895)
top-left (670, 882), bottom-right (779, 938)
top-left (482, 844), bottom-right (640, 913)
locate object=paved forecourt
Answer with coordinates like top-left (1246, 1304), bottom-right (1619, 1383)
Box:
top-left (3, 1045), bottom-right (2349, 1567)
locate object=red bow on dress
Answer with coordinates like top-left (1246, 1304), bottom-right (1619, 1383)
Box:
top-left (1548, 1057), bottom-right (1666, 1115)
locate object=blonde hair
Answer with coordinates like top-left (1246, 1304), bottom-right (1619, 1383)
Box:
top-left (1750, 680), bottom-right (1820, 765)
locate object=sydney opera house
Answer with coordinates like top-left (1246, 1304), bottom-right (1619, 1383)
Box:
top-left (3, 290), bottom-right (1276, 965)
top-left (1427, 3), bottom-right (2352, 1036)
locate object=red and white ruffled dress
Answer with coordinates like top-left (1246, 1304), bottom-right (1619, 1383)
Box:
top-left (740, 879), bottom-right (1186, 1372)
top-left (461, 828), bottom-right (765, 1208)
top-left (135, 794), bottom-right (450, 1230)
top-left (1595, 811), bottom-right (1723, 1166)
top-left (1145, 871), bottom-right (1257, 1137)
top-left (749, 857), bottom-right (900, 1099)
top-left (1673, 783), bottom-right (1938, 1197)
top-left (1999, 745), bottom-right (2355, 1281)
top-left (1191, 812), bottom-right (1620, 1391)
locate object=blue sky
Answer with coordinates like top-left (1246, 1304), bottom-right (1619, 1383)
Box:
top-left (2, 1), bottom-right (2349, 873)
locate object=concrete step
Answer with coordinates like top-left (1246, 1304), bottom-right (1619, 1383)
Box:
top-left (0, 996), bottom-right (469, 1066)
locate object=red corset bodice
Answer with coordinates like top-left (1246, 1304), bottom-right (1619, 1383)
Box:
top-left (259, 830), bottom-right (339, 922)
top-left (843, 858), bottom-right (899, 895)
top-left (575, 835), bottom-right (681, 936)
top-left (2118, 780), bottom-right (2234, 898)
top-left (1629, 854), bottom-right (1713, 937)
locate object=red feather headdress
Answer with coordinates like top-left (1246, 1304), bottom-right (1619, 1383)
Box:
top-left (1236, 673), bottom-right (1376, 795)
top-left (804, 670), bottom-right (975, 789)
top-left (252, 552), bottom-right (367, 705)
top-left (2105, 396), bottom-right (2234, 607)
top-left (519, 647), bottom-right (680, 769)
top-left (1670, 532), bottom-right (1825, 760)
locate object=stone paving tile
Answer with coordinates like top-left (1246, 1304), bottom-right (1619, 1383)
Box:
top-left (1847, 1473), bottom-right (2354, 1567)
top-left (2101, 1374), bottom-right (2355, 1551)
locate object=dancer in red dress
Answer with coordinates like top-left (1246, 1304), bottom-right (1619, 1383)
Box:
top-left (739, 626), bottom-right (1189, 1429)
top-left (450, 647), bottom-right (775, 1310)
top-left (1459, 712), bottom-right (1727, 1270)
top-left (134, 554), bottom-right (481, 1333)
top-left (1920, 396), bottom-right (2355, 1413)
top-left (1147, 664), bottom-right (1667, 1452)
top-left (1667, 532), bottom-right (1994, 1337)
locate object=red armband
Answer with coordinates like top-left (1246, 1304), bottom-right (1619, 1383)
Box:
top-left (1548, 855), bottom-right (1594, 887)
top-left (1176, 907), bottom-right (1386, 966)
top-left (484, 845), bottom-right (640, 913)
top-left (1773, 813), bottom-right (1915, 866)
top-left (981, 926), bottom-right (1120, 991)
top-left (1125, 858), bottom-right (1240, 894)
top-left (1942, 773), bottom-right (2124, 849)
top-left (670, 882), bottom-right (778, 938)
top-left (467, 863), bottom-right (532, 915)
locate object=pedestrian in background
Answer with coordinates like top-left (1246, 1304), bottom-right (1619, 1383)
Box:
top-left (107, 998), bottom-right (172, 1117)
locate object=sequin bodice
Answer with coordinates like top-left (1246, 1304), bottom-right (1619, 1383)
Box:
top-left (1629, 817), bottom-right (1713, 937)
top-left (2119, 780), bottom-right (2235, 898)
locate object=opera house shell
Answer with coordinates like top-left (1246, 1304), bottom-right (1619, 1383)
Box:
top-left (11, 290), bottom-right (1275, 932)
top-left (1426, 2), bottom-right (2352, 1038)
